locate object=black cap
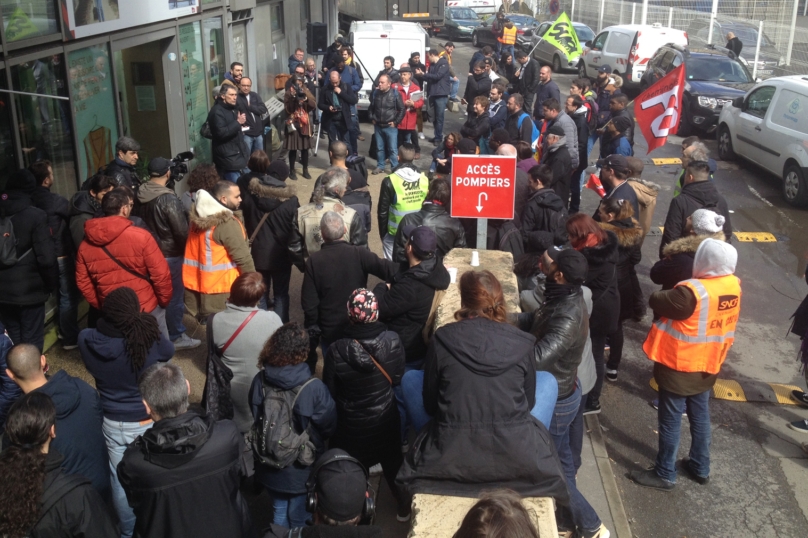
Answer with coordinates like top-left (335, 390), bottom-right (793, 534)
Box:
top-left (312, 449), bottom-right (368, 522)
top-left (598, 64), bottom-right (612, 74)
top-left (148, 157), bottom-right (171, 177)
top-left (457, 138), bottom-right (478, 154)
top-left (547, 246), bottom-right (588, 285)
top-left (401, 225), bottom-right (437, 259)
top-left (596, 154), bottom-right (630, 173)
top-left (267, 159), bottom-right (290, 181)
top-left (611, 116), bottom-right (632, 133)
top-left (547, 123), bottom-right (565, 137)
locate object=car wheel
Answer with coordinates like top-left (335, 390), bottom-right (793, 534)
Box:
top-left (717, 125), bottom-right (735, 161)
top-left (552, 54), bottom-right (563, 72)
top-left (472, 32), bottom-right (479, 47)
top-left (578, 61), bottom-right (588, 80)
top-left (783, 163), bottom-right (808, 207)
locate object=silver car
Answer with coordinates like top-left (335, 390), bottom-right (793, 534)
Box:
top-left (528, 21), bottom-right (595, 72)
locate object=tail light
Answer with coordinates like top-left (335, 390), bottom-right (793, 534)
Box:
top-left (517, 29), bottom-right (524, 34)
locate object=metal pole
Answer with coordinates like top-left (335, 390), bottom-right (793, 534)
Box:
top-left (0, 88), bottom-right (69, 100)
top-left (571, 0), bottom-right (576, 22)
top-left (787, 0), bottom-right (800, 65)
top-left (598, 0), bottom-right (605, 32)
top-left (804, 0), bottom-right (807, 18)
top-left (641, 0), bottom-right (648, 25)
top-left (668, 7), bottom-right (673, 28)
top-left (476, 218), bottom-right (488, 250)
top-left (707, 0), bottom-right (719, 44)
top-left (631, 3), bottom-right (636, 24)
top-left (753, 20), bottom-right (763, 79)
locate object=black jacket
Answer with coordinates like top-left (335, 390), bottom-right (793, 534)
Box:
top-left (374, 257), bottom-right (451, 363)
top-left (601, 107), bottom-right (634, 147)
top-left (505, 111), bottom-right (535, 144)
top-left (373, 67), bottom-right (401, 87)
top-left (118, 412), bottom-right (252, 538)
top-left (460, 111), bottom-right (491, 142)
top-left (369, 87), bottom-right (405, 126)
top-left (318, 81), bottom-right (358, 130)
top-left (236, 90), bottom-right (269, 137)
top-left (463, 72), bottom-right (492, 114)
top-left (544, 140), bottom-right (572, 204)
top-left (68, 190), bottom-right (102, 251)
top-left (103, 158), bottom-right (140, 190)
top-left (238, 174), bottom-right (299, 272)
top-left (302, 241), bottom-right (397, 342)
top-left (409, 59), bottom-right (427, 87)
top-left (569, 107), bottom-right (589, 169)
top-left (727, 36), bottom-right (743, 56)
top-left (515, 284), bottom-right (589, 399)
top-left (343, 188), bottom-right (372, 234)
top-left (423, 56), bottom-right (452, 97)
top-left (659, 180), bottom-right (732, 258)
top-left (134, 182), bottom-right (188, 258)
top-left (521, 188), bottom-right (568, 253)
top-left (532, 80), bottom-right (561, 117)
top-left (208, 99), bottom-right (250, 172)
top-left (392, 202), bottom-right (466, 263)
top-left (599, 218), bottom-right (643, 321)
top-left (517, 58), bottom-right (541, 96)
top-left (31, 186), bottom-right (72, 257)
top-left (0, 192), bottom-right (57, 305)
top-left (580, 231), bottom-right (620, 337)
top-left (396, 317), bottom-right (569, 502)
top-left (323, 322), bottom-right (405, 465)
top-left (33, 450), bottom-right (118, 538)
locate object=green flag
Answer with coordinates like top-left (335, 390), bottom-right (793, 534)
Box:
top-left (543, 12), bottom-right (583, 61)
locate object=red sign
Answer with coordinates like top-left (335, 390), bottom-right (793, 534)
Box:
top-left (450, 155), bottom-right (517, 219)
top-left (635, 63), bottom-right (685, 154)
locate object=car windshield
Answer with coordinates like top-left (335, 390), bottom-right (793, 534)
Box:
top-left (509, 16), bottom-right (537, 26)
top-left (573, 25), bottom-right (594, 42)
top-left (728, 26), bottom-right (771, 47)
top-left (449, 8), bottom-right (478, 20)
top-left (685, 57), bottom-right (753, 83)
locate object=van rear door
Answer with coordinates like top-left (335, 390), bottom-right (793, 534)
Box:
top-left (353, 27), bottom-right (392, 109)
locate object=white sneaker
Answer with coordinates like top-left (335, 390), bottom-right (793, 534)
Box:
top-left (173, 333), bottom-right (201, 350)
top-left (369, 463), bottom-right (383, 475)
top-left (418, 132), bottom-right (425, 139)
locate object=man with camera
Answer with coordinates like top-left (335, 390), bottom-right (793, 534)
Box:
top-left (237, 76), bottom-right (269, 156)
top-left (318, 71), bottom-right (357, 154)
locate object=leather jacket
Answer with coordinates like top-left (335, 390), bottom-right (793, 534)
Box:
top-left (392, 202), bottom-right (466, 263)
top-left (369, 87), bottom-right (405, 126)
top-left (134, 182), bottom-right (189, 258)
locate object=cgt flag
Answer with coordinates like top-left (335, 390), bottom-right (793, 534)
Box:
top-left (543, 12), bottom-right (583, 61)
top-left (634, 63), bottom-right (686, 154)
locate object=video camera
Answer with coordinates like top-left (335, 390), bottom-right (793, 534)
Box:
top-left (336, 36), bottom-right (354, 49)
top-left (168, 151), bottom-right (195, 189)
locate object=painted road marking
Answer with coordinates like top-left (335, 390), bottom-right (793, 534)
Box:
top-left (652, 157), bottom-right (682, 165)
top-left (647, 228), bottom-right (780, 241)
top-left (650, 377), bottom-right (804, 405)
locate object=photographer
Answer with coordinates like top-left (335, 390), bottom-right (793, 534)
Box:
top-left (284, 75), bottom-right (317, 180)
top-left (318, 71), bottom-right (357, 154)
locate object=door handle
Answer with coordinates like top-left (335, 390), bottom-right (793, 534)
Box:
top-left (755, 126), bottom-right (762, 131)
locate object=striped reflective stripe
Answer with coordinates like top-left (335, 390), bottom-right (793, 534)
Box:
top-left (652, 279), bottom-right (735, 344)
top-left (183, 230), bottom-right (238, 272)
top-left (390, 207), bottom-right (419, 217)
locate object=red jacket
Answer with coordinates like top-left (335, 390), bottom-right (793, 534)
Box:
top-left (76, 216), bottom-right (172, 312)
top-left (393, 81), bottom-right (424, 131)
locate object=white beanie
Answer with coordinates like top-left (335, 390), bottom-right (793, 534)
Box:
top-left (691, 209), bottom-right (725, 235)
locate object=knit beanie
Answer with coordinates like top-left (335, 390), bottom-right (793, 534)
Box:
top-left (347, 288), bottom-right (379, 324)
top-left (4, 169), bottom-right (36, 195)
top-left (691, 209), bottom-right (725, 235)
top-left (267, 160), bottom-right (290, 181)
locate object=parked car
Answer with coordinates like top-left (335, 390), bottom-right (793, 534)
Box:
top-left (687, 18), bottom-right (782, 78)
top-left (640, 44), bottom-right (755, 136)
top-left (529, 21), bottom-right (595, 72)
top-left (578, 23), bottom-right (688, 86)
top-left (445, 0), bottom-right (502, 16)
top-left (471, 14), bottom-right (540, 50)
top-left (434, 7), bottom-right (484, 40)
top-left (717, 76), bottom-right (808, 206)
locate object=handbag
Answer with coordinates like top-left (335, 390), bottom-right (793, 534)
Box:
top-left (200, 121), bottom-right (213, 140)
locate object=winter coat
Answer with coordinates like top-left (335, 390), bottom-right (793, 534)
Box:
top-left (31, 185), bottom-right (72, 257)
top-left (570, 106), bottom-right (589, 169)
top-left (549, 110), bottom-right (580, 169)
top-left (394, 82), bottom-right (424, 131)
top-left (521, 188), bottom-right (568, 253)
top-left (249, 363), bottom-right (337, 493)
top-left (328, 65), bottom-right (362, 93)
top-left (79, 322), bottom-right (174, 422)
top-left (302, 241), bottom-right (397, 342)
top-left (0, 192), bottom-right (56, 305)
top-left (318, 81), bottom-right (358, 131)
top-left (76, 216), bottom-right (172, 312)
top-left (489, 99), bottom-right (508, 131)
top-left (516, 58), bottom-right (541, 96)
top-left (651, 232), bottom-right (726, 291)
top-left (423, 56), bottom-right (452, 97)
top-left (396, 317), bottom-right (569, 502)
top-left (543, 138), bottom-right (572, 205)
top-left (188, 190), bottom-right (256, 274)
top-left (659, 180), bottom-right (733, 258)
top-left (343, 187), bottom-right (372, 234)
top-left (238, 173), bottom-right (299, 272)
top-left (409, 59), bottom-right (427, 87)
top-left (579, 231), bottom-right (620, 337)
top-left (374, 257), bottom-right (451, 363)
top-left (35, 370), bottom-right (110, 498)
top-left (0, 322), bottom-right (20, 434)
top-left (460, 111), bottom-right (491, 144)
top-left (369, 86), bottom-right (405, 126)
top-left (593, 181), bottom-right (640, 225)
top-left (377, 164), bottom-right (429, 240)
top-left (284, 87), bottom-right (317, 137)
top-left (463, 72), bottom-right (492, 114)
top-left (533, 80), bottom-right (561, 117)
top-left (514, 284), bottom-right (589, 399)
top-left (134, 181), bottom-right (189, 258)
top-left (599, 218), bottom-right (644, 321)
top-left (594, 77), bottom-right (621, 128)
top-left (603, 107), bottom-right (634, 147)
top-left (374, 67), bottom-right (401, 87)
top-left (627, 177), bottom-right (661, 238)
top-left (208, 98), bottom-right (250, 172)
top-left (469, 51), bottom-right (488, 73)
top-left (392, 202), bottom-right (466, 263)
top-left (32, 450), bottom-right (118, 538)
top-left (323, 322), bottom-right (405, 464)
top-left (68, 190), bottom-right (102, 250)
top-left (505, 111), bottom-right (535, 144)
top-left (600, 132), bottom-right (632, 159)
top-left (237, 90), bottom-right (269, 137)
top-left (727, 36), bottom-right (743, 56)
top-left (103, 158), bottom-right (140, 190)
top-left (118, 412), bottom-right (252, 538)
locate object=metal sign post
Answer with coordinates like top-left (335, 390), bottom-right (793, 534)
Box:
top-left (477, 218), bottom-right (488, 250)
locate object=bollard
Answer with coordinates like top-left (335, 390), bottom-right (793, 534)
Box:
top-left (753, 20), bottom-right (764, 79)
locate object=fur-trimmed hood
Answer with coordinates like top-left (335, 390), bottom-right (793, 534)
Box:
top-left (598, 218), bottom-right (644, 248)
top-left (189, 188), bottom-right (243, 232)
top-left (579, 229), bottom-right (619, 267)
top-left (248, 176), bottom-right (297, 201)
top-left (627, 177), bottom-right (661, 193)
top-left (662, 231), bottom-right (725, 257)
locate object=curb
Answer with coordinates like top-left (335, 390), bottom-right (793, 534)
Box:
top-left (585, 414), bottom-right (633, 538)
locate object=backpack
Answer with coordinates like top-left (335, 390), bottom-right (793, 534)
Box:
top-left (346, 155), bottom-right (368, 183)
top-left (517, 113), bottom-right (541, 149)
top-left (0, 210), bottom-right (31, 268)
top-left (583, 95), bottom-right (599, 131)
top-left (251, 377), bottom-right (318, 470)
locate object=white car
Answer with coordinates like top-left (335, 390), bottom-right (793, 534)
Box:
top-left (717, 76), bottom-right (808, 206)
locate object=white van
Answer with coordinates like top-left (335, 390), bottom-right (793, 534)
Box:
top-left (578, 23), bottom-right (688, 86)
top-left (348, 21), bottom-right (429, 112)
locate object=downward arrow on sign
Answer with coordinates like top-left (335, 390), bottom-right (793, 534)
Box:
top-left (476, 192), bottom-right (488, 212)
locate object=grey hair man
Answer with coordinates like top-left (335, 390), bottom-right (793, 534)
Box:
top-left (97, 135), bottom-right (141, 189)
top-left (675, 138), bottom-right (715, 198)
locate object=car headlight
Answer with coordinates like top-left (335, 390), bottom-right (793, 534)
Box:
top-left (698, 96), bottom-right (718, 109)
top-left (458, 26), bottom-right (471, 31)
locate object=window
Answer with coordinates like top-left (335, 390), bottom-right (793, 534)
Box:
top-left (0, 72), bottom-right (17, 190)
top-left (656, 51), bottom-right (675, 71)
top-left (231, 22), bottom-right (249, 75)
top-left (771, 89), bottom-right (808, 135)
top-left (537, 22), bottom-right (550, 37)
top-left (605, 31), bottom-right (632, 55)
top-left (203, 17), bottom-right (226, 93)
top-left (1, 0), bottom-right (59, 43)
top-left (592, 32), bottom-right (608, 51)
top-left (744, 86), bottom-right (776, 119)
top-left (300, 0), bottom-right (310, 27)
top-left (180, 21), bottom-right (212, 164)
top-left (254, 2), bottom-right (276, 101)
top-left (271, 2), bottom-right (284, 34)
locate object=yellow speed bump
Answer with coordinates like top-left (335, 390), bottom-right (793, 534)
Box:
top-left (733, 232), bottom-right (777, 242)
top-left (652, 158), bottom-right (682, 165)
top-left (649, 378), bottom-right (803, 405)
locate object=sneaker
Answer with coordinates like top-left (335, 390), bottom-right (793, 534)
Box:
top-left (628, 468), bottom-right (675, 492)
top-left (650, 399), bottom-right (688, 418)
top-left (368, 463), bottom-right (383, 475)
top-left (792, 390), bottom-right (808, 406)
top-left (605, 368), bottom-right (618, 382)
top-left (603, 344), bottom-right (610, 352)
top-left (173, 333), bottom-right (202, 350)
top-left (418, 132), bottom-right (425, 139)
top-left (678, 457), bottom-right (709, 485)
top-left (372, 168), bottom-right (385, 175)
top-left (62, 343), bottom-right (78, 351)
top-left (789, 419), bottom-right (808, 433)
top-left (583, 400), bottom-right (601, 415)
top-left (581, 523), bottom-right (611, 538)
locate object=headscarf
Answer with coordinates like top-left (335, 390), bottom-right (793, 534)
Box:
top-left (347, 288), bottom-right (379, 324)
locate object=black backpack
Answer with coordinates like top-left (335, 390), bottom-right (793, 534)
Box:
top-left (346, 155), bottom-right (368, 183)
top-left (0, 210), bottom-right (30, 268)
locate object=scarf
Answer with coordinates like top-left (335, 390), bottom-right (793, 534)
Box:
top-left (545, 281), bottom-right (579, 301)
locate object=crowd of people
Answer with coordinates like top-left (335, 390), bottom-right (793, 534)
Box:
top-left (0, 32), bottom-right (747, 538)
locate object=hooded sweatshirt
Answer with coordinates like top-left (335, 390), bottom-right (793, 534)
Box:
top-left (188, 189), bottom-right (255, 274)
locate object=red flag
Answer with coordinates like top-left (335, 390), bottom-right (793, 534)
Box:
top-left (585, 173), bottom-right (606, 198)
top-left (634, 64), bottom-right (686, 154)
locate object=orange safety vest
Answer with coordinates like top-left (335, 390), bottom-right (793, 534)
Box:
top-left (499, 26), bottom-right (517, 45)
top-left (183, 218), bottom-right (246, 295)
top-left (643, 275), bottom-right (741, 375)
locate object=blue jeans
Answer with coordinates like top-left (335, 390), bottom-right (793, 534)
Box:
top-left (394, 360), bottom-right (424, 442)
top-left (350, 104), bottom-right (360, 155)
top-left (655, 389), bottom-right (711, 483)
top-left (586, 131), bottom-right (600, 160)
top-left (258, 267), bottom-right (292, 323)
top-left (165, 257), bottom-right (187, 341)
top-left (549, 383), bottom-right (602, 533)
top-left (243, 134), bottom-right (264, 155)
top-left (570, 391), bottom-right (588, 471)
top-left (328, 121), bottom-right (352, 154)
top-left (429, 96), bottom-right (448, 143)
top-left (450, 77), bottom-right (460, 100)
top-left (270, 491), bottom-right (308, 528)
top-left (56, 257), bottom-right (80, 345)
top-left (103, 418), bottom-right (153, 538)
top-left (220, 170), bottom-right (240, 182)
top-left (374, 124), bottom-right (399, 168)
top-left (500, 45), bottom-right (515, 61)
top-left (401, 370), bottom-right (557, 433)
